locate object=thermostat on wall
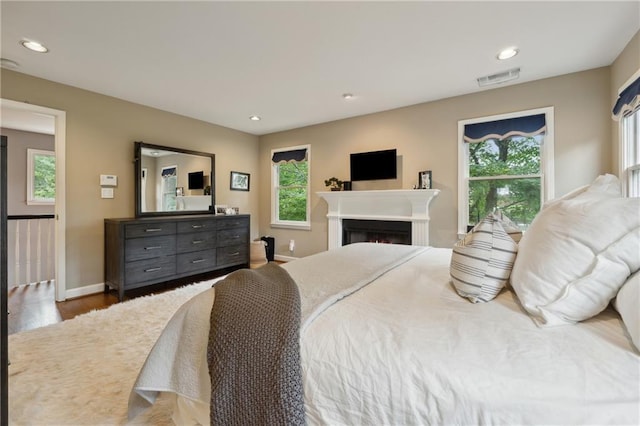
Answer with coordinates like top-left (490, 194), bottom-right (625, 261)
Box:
top-left (100, 174), bottom-right (117, 186)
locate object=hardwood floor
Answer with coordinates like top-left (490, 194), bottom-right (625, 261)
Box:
top-left (8, 282), bottom-right (118, 335)
top-left (7, 265), bottom-right (256, 335)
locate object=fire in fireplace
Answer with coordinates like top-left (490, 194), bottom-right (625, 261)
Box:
top-left (342, 219), bottom-right (411, 246)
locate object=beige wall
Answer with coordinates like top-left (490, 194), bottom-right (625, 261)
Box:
top-left (611, 30), bottom-right (640, 174)
top-left (259, 67), bottom-right (612, 257)
top-left (3, 34), bottom-right (636, 287)
top-left (1, 70), bottom-right (260, 290)
top-left (2, 127), bottom-right (55, 216)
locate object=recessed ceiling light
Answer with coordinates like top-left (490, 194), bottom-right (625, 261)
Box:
top-left (497, 47), bottom-right (518, 60)
top-left (342, 93), bottom-right (354, 100)
top-left (0, 58), bottom-right (19, 69)
top-left (249, 115), bottom-right (261, 121)
top-left (150, 151), bottom-right (160, 156)
top-left (20, 39), bottom-right (49, 53)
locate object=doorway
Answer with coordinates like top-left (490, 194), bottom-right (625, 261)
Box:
top-left (0, 99), bottom-right (66, 302)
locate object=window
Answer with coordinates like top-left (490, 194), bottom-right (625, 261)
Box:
top-left (160, 166), bottom-right (177, 211)
top-left (27, 148), bottom-right (55, 205)
top-left (271, 145), bottom-right (310, 229)
top-left (614, 72), bottom-right (640, 197)
top-left (458, 107), bottom-right (554, 236)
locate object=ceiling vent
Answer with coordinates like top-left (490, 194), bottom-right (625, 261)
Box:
top-left (477, 68), bottom-right (520, 87)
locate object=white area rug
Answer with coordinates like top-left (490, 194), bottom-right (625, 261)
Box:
top-left (8, 279), bottom-right (218, 425)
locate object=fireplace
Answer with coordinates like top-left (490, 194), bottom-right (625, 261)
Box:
top-left (318, 189), bottom-right (440, 250)
top-left (342, 219), bottom-right (411, 245)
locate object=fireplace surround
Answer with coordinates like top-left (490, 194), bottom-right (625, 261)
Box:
top-left (318, 189), bottom-right (440, 250)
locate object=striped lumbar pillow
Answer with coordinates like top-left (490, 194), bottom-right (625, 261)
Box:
top-left (450, 213), bottom-right (518, 303)
top-left (492, 210), bottom-right (523, 243)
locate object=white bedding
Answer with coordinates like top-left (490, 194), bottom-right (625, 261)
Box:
top-left (130, 245), bottom-right (640, 425)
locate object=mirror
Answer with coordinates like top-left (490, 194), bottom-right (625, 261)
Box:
top-left (134, 141), bottom-right (215, 217)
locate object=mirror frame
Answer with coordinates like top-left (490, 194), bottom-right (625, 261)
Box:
top-left (134, 141), bottom-right (216, 217)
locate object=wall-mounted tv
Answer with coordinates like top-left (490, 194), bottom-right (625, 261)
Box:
top-left (188, 171), bottom-right (205, 189)
top-left (350, 149), bottom-right (397, 181)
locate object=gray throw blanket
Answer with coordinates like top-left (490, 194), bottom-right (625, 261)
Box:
top-left (207, 263), bottom-right (306, 426)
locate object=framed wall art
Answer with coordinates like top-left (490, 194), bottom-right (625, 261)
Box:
top-left (230, 171), bottom-right (250, 191)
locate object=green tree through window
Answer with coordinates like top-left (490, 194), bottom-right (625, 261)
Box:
top-left (34, 153), bottom-right (56, 199)
top-left (277, 161), bottom-right (308, 221)
top-left (28, 149), bottom-right (55, 204)
top-left (468, 136), bottom-right (541, 229)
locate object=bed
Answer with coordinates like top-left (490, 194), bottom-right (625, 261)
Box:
top-left (10, 174), bottom-right (636, 425)
top-left (128, 238), bottom-right (640, 425)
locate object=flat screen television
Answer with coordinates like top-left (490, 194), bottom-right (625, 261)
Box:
top-left (188, 171), bottom-right (204, 189)
top-left (350, 149), bottom-right (397, 181)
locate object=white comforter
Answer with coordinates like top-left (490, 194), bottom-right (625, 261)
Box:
top-left (130, 245), bottom-right (640, 425)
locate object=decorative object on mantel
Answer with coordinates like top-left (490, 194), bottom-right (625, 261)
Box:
top-left (418, 170), bottom-right (432, 189)
top-left (324, 177), bottom-right (344, 191)
top-left (230, 171), bottom-right (250, 191)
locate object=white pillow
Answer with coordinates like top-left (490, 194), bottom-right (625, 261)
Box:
top-left (511, 177), bottom-right (640, 327)
top-left (543, 173), bottom-right (621, 209)
top-left (615, 271), bottom-right (640, 352)
top-left (450, 213), bottom-right (518, 303)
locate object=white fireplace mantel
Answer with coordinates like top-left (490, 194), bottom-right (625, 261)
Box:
top-left (317, 189), bottom-right (440, 249)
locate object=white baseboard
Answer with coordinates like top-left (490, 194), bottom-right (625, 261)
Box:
top-left (274, 254), bottom-right (299, 263)
top-left (65, 282), bottom-right (105, 300)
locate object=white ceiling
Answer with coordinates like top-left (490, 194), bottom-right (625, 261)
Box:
top-left (1, 1), bottom-right (638, 136)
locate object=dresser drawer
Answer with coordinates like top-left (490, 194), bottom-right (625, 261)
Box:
top-left (125, 255), bottom-right (176, 286)
top-left (217, 228), bottom-right (248, 247)
top-left (177, 218), bottom-right (217, 234)
top-left (177, 249), bottom-right (217, 274)
top-left (125, 235), bottom-right (176, 262)
top-left (125, 222), bottom-right (176, 239)
top-left (217, 216), bottom-right (249, 230)
top-left (177, 231), bottom-right (217, 253)
top-left (217, 245), bottom-right (248, 266)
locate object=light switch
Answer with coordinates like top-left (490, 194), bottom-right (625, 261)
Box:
top-left (101, 188), bottom-right (114, 199)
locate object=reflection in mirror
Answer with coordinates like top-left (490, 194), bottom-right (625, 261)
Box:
top-left (135, 142), bottom-right (215, 217)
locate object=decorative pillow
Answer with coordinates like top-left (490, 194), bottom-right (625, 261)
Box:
top-left (492, 210), bottom-right (523, 243)
top-left (450, 213), bottom-right (518, 303)
top-left (511, 176), bottom-right (640, 327)
top-left (543, 173), bottom-right (621, 209)
top-left (614, 271), bottom-right (640, 352)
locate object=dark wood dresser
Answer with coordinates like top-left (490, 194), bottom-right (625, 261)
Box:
top-left (104, 214), bottom-right (249, 301)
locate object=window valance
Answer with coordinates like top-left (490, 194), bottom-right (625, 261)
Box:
top-left (463, 114), bottom-right (546, 143)
top-left (161, 167), bottom-right (176, 177)
top-left (612, 75), bottom-right (640, 121)
top-left (272, 148), bottom-right (308, 163)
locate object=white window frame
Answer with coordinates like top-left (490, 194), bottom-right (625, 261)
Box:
top-left (457, 107), bottom-right (555, 237)
top-left (271, 144), bottom-right (311, 230)
top-left (27, 148), bottom-right (56, 205)
top-left (617, 69), bottom-right (640, 198)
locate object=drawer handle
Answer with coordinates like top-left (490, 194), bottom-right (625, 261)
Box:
top-left (145, 246), bottom-right (163, 250)
top-left (191, 224), bottom-right (205, 229)
top-left (191, 259), bottom-right (206, 264)
top-left (144, 267), bottom-right (162, 273)
top-left (231, 235), bottom-right (240, 239)
top-left (145, 228), bottom-right (162, 233)
top-left (229, 252), bottom-right (240, 256)
top-left (192, 240), bottom-right (204, 245)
